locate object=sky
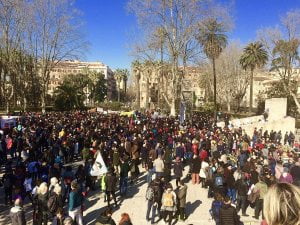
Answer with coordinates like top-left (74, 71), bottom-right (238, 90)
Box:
top-left (74, 0), bottom-right (300, 71)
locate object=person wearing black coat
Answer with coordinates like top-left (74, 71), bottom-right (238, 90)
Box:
top-left (95, 208), bottom-right (116, 225)
top-left (105, 170), bottom-right (118, 207)
top-left (173, 157), bottom-right (184, 187)
top-left (191, 155), bottom-right (201, 184)
top-left (235, 173), bottom-right (249, 216)
top-left (219, 196), bottom-right (241, 225)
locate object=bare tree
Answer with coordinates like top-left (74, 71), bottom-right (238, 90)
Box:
top-left (128, 0), bottom-right (232, 115)
top-left (202, 42), bottom-right (250, 112)
top-left (29, 0), bottom-right (87, 112)
top-left (257, 9), bottom-right (300, 113)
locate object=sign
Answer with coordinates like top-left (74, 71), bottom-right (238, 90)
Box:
top-left (90, 152), bottom-right (108, 176)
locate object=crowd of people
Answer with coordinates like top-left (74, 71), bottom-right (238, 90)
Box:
top-left (0, 111), bottom-right (299, 225)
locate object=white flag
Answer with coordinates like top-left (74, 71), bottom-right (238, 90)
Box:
top-left (90, 152), bottom-right (108, 176)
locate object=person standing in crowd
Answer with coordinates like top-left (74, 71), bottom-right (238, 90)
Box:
top-left (176, 180), bottom-right (187, 221)
top-left (118, 213), bottom-right (133, 225)
top-left (173, 157), bottom-right (184, 187)
top-left (253, 176), bottom-right (268, 220)
top-left (191, 155), bottom-right (201, 184)
top-left (262, 183), bottom-right (300, 225)
top-left (52, 208), bottom-right (68, 225)
top-left (153, 155), bottom-right (164, 178)
top-left (48, 184), bottom-right (64, 218)
top-left (161, 185), bottom-right (176, 225)
top-left (290, 158), bottom-right (300, 186)
top-left (235, 173), bottom-right (249, 217)
top-left (68, 180), bottom-right (83, 225)
top-left (10, 198), bottom-right (26, 225)
top-left (146, 177), bottom-right (162, 223)
top-left (105, 169), bottom-right (118, 207)
top-left (119, 157), bottom-right (130, 197)
top-left (34, 182), bottom-right (49, 225)
top-left (210, 193), bottom-right (223, 225)
top-left (3, 168), bottom-right (14, 205)
top-left (219, 196), bottom-right (241, 225)
top-left (146, 156), bottom-right (154, 184)
top-left (279, 167), bottom-right (293, 184)
top-left (95, 208), bottom-right (116, 225)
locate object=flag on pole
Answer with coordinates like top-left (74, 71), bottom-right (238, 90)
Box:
top-left (90, 152), bottom-right (108, 176)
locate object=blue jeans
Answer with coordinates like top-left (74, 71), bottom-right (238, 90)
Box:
top-left (227, 188), bottom-right (236, 203)
top-left (147, 169), bottom-right (154, 184)
top-left (120, 176), bottom-right (128, 196)
top-left (146, 200), bottom-right (160, 223)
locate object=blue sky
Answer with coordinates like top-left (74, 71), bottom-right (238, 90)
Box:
top-left (75, 0), bottom-right (300, 70)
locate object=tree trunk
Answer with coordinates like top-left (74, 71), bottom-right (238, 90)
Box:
top-left (41, 89), bottom-right (46, 113)
top-left (117, 84), bottom-right (121, 103)
top-left (136, 76), bottom-right (140, 110)
top-left (145, 77), bottom-right (149, 110)
top-left (170, 99), bottom-right (176, 116)
top-left (23, 96), bottom-right (27, 112)
top-left (212, 58), bottom-right (217, 122)
top-left (227, 101), bottom-right (231, 112)
top-left (250, 69), bottom-right (254, 112)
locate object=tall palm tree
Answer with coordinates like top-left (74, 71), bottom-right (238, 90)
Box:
top-left (197, 18), bottom-right (228, 121)
top-left (115, 69), bottom-right (123, 102)
top-left (240, 42), bottom-right (268, 112)
top-left (132, 60), bottom-right (141, 110)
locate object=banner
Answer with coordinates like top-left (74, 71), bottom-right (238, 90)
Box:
top-left (90, 152), bottom-right (108, 176)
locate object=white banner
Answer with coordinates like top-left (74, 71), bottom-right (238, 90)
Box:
top-left (90, 152), bottom-right (108, 176)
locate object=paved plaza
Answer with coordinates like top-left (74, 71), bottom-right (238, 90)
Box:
top-left (0, 164), bottom-right (261, 225)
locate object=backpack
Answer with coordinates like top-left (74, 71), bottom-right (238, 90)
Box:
top-left (47, 194), bottom-right (57, 213)
top-left (146, 186), bottom-right (154, 201)
top-left (163, 192), bottom-right (174, 207)
top-left (215, 175), bottom-right (223, 187)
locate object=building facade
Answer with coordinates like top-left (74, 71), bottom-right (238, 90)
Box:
top-left (48, 60), bottom-right (115, 100)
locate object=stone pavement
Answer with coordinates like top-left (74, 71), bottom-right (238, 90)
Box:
top-left (0, 165), bottom-right (262, 225)
top-left (84, 167), bottom-right (261, 225)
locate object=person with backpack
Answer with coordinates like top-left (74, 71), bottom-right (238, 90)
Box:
top-left (145, 178), bottom-right (162, 223)
top-left (161, 185), bottom-right (176, 225)
top-left (48, 184), bottom-right (64, 218)
top-left (210, 193), bottom-right (223, 225)
top-left (214, 167), bottom-right (225, 196)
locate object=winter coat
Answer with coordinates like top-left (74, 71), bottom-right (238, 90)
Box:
top-left (10, 206), bottom-right (26, 225)
top-left (95, 214), bottom-right (116, 225)
top-left (173, 162), bottom-right (183, 178)
top-left (68, 190), bottom-right (83, 211)
top-left (153, 158), bottom-right (164, 173)
top-left (105, 173), bottom-right (117, 192)
top-left (191, 158), bottom-right (201, 174)
top-left (219, 204), bottom-right (240, 225)
top-left (177, 184), bottom-right (187, 208)
top-left (35, 193), bottom-right (49, 214)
